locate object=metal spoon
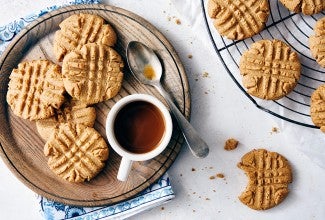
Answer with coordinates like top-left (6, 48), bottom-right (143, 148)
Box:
top-left (126, 41), bottom-right (209, 158)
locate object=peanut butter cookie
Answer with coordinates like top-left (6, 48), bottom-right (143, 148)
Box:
top-left (6, 60), bottom-right (65, 120)
top-left (309, 17), bottom-right (325, 68)
top-left (310, 84), bottom-right (325, 132)
top-left (36, 98), bottom-right (96, 140)
top-left (54, 13), bottom-right (117, 61)
top-left (279, 0), bottom-right (324, 15)
top-left (44, 122), bottom-right (109, 182)
top-left (207, 0), bottom-right (270, 40)
top-left (238, 149), bottom-right (293, 210)
top-left (62, 43), bottom-right (124, 105)
top-left (239, 39), bottom-right (301, 100)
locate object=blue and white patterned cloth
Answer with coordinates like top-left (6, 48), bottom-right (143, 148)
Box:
top-left (39, 173), bottom-right (174, 220)
top-left (0, 0), bottom-right (100, 54)
top-left (0, 1), bottom-right (175, 219)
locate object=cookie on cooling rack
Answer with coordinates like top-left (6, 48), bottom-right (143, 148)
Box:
top-left (36, 98), bottom-right (96, 140)
top-left (309, 17), bottom-right (325, 68)
top-left (6, 60), bottom-right (65, 120)
top-left (238, 149), bottom-right (292, 210)
top-left (279, 0), bottom-right (324, 15)
top-left (54, 13), bottom-right (117, 61)
top-left (207, 0), bottom-right (270, 40)
top-left (62, 43), bottom-right (124, 105)
top-left (44, 122), bottom-right (109, 182)
top-left (310, 84), bottom-right (325, 132)
top-left (239, 39), bottom-right (301, 100)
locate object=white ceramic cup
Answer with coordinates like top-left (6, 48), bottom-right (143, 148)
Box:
top-left (105, 94), bottom-right (173, 181)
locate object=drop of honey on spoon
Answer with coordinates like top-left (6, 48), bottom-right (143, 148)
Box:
top-left (143, 64), bottom-right (156, 80)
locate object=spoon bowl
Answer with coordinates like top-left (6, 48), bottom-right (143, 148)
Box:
top-left (126, 41), bottom-right (162, 84)
top-left (126, 41), bottom-right (209, 158)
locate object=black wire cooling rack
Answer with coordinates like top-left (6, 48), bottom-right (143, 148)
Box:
top-left (201, 0), bottom-right (325, 128)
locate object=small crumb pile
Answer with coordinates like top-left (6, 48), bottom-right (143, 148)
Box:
top-left (209, 173), bottom-right (225, 180)
top-left (202, 72), bottom-right (209, 78)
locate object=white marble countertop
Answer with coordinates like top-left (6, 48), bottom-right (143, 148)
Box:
top-left (1, 0), bottom-right (325, 219)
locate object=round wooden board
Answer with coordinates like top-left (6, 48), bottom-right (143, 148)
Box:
top-left (0, 4), bottom-right (190, 207)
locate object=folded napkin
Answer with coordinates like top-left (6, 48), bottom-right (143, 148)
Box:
top-left (38, 173), bottom-right (174, 220)
top-left (0, 1), bottom-right (174, 219)
top-left (172, 0), bottom-right (325, 169)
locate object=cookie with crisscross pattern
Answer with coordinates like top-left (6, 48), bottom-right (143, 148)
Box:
top-left (279, 0), bottom-right (324, 15)
top-left (239, 39), bottom-right (301, 100)
top-left (309, 17), bottom-right (325, 68)
top-left (238, 149), bottom-right (292, 210)
top-left (36, 98), bottom-right (96, 140)
top-left (54, 13), bottom-right (117, 61)
top-left (62, 43), bottom-right (124, 105)
top-left (44, 122), bottom-right (109, 182)
top-left (207, 0), bottom-right (270, 40)
top-left (6, 60), bottom-right (65, 120)
top-left (310, 84), bottom-right (325, 132)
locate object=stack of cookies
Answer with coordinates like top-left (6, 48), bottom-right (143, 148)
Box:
top-left (6, 13), bottom-right (124, 183)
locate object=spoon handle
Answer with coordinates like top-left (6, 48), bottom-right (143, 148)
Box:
top-left (154, 84), bottom-right (209, 158)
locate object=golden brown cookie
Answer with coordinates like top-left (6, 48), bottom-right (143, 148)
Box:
top-left (62, 43), bottom-right (124, 105)
top-left (36, 98), bottom-right (96, 140)
top-left (310, 84), bottom-right (325, 132)
top-left (238, 149), bottom-right (292, 210)
top-left (54, 13), bottom-right (117, 61)
top-left (44, 122), bottom-right (109, 182)
top-left (239, 39), bottom-right (301, 100)
top-left (6, 60), bottom-right (65, 120)
top-left (309, 17), bottom-right (325, 68)
top-left (279, 0), bottom-right (324, 15)
top-left (207, 0), bottom-right (270, 40)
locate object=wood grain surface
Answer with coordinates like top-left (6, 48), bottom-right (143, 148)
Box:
top-left (0, 4), bottom-right (190, 206)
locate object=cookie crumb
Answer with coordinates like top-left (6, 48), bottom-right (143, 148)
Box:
top-left (209, 175), bottom-right (216, 180)
top-left (175, 19), bottom-right (181, 25)
top-left (188, 54), bottom-right (193, 59)
top-left (202, 72), bottom-right (209, 78)
top-left (205, 198), bottom-right (210, 200)
top-left (204, 91), bottom-right (208, 94)
top-left (161, 207), bottom-right (165, 211)
top-left (224, 138), bottom-right (239, 151)
top-left (271, 127), bottom-right (279, 133)
top-left (191, 168), bottom-right (196, 171)
top-left (209, 166), bottom-right (214, 169)
top-left (213, 189), bottom-right (216, 192)
top-left (195, 78), bottom-right (199, 81)
top-left (216, 173), bottom-right (225, 178)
